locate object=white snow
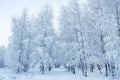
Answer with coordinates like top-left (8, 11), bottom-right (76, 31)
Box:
top-left (0, 67), bottom-right (110, 80)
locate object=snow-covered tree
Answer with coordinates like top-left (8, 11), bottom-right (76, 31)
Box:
top-left (32, 4), bottom-right (54, 74)
top-left (9, 10), bottom-right (31, 73)
top-left (0, 46), bottom-right (6, 68)
top-left (89, 0), bottom-right (120, 78)
top-left (59, 0), bottom-right (88, 75)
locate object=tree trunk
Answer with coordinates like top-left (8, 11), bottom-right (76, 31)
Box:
top-left (42, 66), bottom-right (44, 74)
top-left (71, 66), bottom-right (75, 74)
top-left (105, 63), bottom-right (108, 77)
top-left (111, 63), bottom-right (115, 77)
top-left (97, 64), bottom-right (102, 73)
top-left (48, 65), bottom-right (51, 71)
top-left (90, 64), bottom-right (94, 72)
top-left (84, 62), bottom-right (87, 77)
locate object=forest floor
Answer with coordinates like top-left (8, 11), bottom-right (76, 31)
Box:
top-left (0, 67), bottom-right (111, 80)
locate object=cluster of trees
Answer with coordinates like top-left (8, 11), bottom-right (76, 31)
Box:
top-left (4, 0), bottom-right (120, 79)
top-left (8, 5), bottom-right (59, 74)
top-left (59, 0), bottom-right (120, 78)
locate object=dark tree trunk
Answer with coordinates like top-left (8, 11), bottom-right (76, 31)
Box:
top-left (97, 64), bottom-right (102, 73)
top-left (48, 65), bottom-right (52, 71)
top-left (68, 66), bottom-right (71, 72)
top-left (23, 54), bottom-right (30, 72)
top-left (23, 64), bottom-right (29, 72)
top-left (84, 62), bottom-right (87, 77)
top-left (105, 63), bottom-right (108, 77)
top-left (90, 64), bottom-right (94, 72)
top-left (71, 66), bottom-right (75, 74)
top-left (42, 66), bottom-right (44, 74)
top-left (17, 68), bottom-right (20, 73)
top-left (111, 63), bottom-right (115, 77)
top-left (82, 64), bottom-right (84, 76)
top-left (55, 64), bottom-right (60, 68)
top-left (17, 52), bottom-right (22, 73)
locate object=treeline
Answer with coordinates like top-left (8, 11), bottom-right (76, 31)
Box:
top-left (59, 0), bottom-right (120, 78)
top-left (8, 5), bottom-right (57, 74)
top-left (3, 0), bottom-right (120, 79)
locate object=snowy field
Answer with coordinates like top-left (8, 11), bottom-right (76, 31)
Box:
top-left (0, 67), bottom-right (110, 80)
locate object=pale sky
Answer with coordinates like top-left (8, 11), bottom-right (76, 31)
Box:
top-left (0, 0), bottom-right (69, 47)
top-left (0, 0), bottom-right (87, 47)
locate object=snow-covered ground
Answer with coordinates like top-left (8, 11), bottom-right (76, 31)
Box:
top-left (0, 67), bottom-right (110, 80)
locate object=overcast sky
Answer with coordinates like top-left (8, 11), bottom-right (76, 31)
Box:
top-left (0, 0), bottom-right (70, 47)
